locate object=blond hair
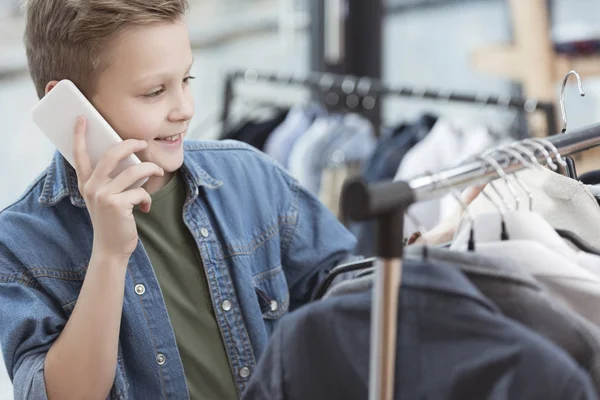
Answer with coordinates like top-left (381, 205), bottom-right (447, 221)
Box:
top-left (24, 0), bottom-right (189, 99)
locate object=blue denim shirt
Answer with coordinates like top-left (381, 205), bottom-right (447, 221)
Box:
top-left (0, 140), bottom-right (356, 399)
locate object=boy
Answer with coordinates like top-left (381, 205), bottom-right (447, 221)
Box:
top-left (0, 1), bottom-right (356, 399)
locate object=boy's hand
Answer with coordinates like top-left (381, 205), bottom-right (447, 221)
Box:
top-left (72, 116), bottom-right (164, 261)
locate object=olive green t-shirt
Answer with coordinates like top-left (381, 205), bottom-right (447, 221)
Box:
top-left (134, 174), bottom-right (238, 400)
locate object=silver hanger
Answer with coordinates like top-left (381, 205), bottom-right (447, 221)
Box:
top-left (483, 154), bottom-right (520, 211)
top-left (529, 137), bottom-right (568, 168)
top-left (432, 170), bottom-right (478, 251)
top-left (560, 70), bottom-right (585, 133)
top-left (520, 139), bottom-right (558, 170)
top-left (510, 143), bottom-right (544, 169)
top-left (475, 156), bottom-right (511, 240)
top-left (476, 155), bottom-right (511, 211)
top-left (494, 146), bottom-right (535, 211)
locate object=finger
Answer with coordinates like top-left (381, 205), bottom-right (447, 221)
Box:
top-left (91, 139), bottom-right (149, 183)
top-left (72, 116), bottom-right (93, 184)
top-left (119, 187), bottom-right (152, 211)
top-left (107, 162), bottom-right (164, 194)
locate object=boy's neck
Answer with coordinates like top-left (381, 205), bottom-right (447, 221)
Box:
top-left (143, 171), bottom-right (175, 195)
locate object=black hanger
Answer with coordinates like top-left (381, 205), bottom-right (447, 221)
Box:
top-left (312, 258), bottom-right (376, 301)
top-left (556, 229), bottom-right (600, 256)
top-left (563, 156), bottom-right (578, 180)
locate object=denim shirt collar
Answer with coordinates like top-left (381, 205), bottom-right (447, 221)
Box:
top-left (38, 144), bottom-right (224, 207)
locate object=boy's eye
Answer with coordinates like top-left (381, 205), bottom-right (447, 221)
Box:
top-left (144, 88), bottom-right (165, 99)
top-left (183, 75), bottom-right (196, 85)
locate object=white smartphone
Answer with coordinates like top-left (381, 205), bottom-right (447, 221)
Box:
top-left (32, 79), bottom-right (147, 187)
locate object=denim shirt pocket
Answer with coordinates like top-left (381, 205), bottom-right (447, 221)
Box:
top-left (253, 266), bottom-right (289, 333)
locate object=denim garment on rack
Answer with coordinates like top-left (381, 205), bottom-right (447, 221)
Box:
top-left (243, 259), bottom-right (598, 400)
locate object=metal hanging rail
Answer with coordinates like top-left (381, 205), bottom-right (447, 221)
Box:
top-left (221, 68), bottom-right (558, 136)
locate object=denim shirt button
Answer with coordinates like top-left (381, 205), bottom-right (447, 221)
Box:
top-left (135, 284), bottom-right (146, 295)
top-left (200, 228), bottom-right (210, 238)
top-left (270, 300), bottom-right (278, 312)
top-left (221, 300), bottom-right (232, 311)
top-left (239, 367), bottom-right (251, 379)
top-left (156, 353), bottom-right (166, 366)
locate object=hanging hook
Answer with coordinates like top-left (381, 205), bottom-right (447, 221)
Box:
top-left (483, 148), bottom-right (524, 210)
top-left (493, 147), bottom-right (535, 211)
top-left (520, 139), bottom-right (558, 170)
top-left (478, 156), bottom-right (512, 240)
top-left (510, 143), bottom-right (543, 169)
top-left (476, 155), bottom-right (511, 211)
top-left (529, 138), bottom-right (567, 168)
top-left (560, 70), bottom-right (585, 133)
top-left (482, 154), bottom-right (520, 211)
top-left (476, 157), bottom-right (511, 241)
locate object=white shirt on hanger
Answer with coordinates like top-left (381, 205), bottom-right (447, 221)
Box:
top-left (394, 118), bottom-right (497, 234)
top-left (452, 211), bottom-right (600, 327)
top-left (465, 167), bottom-right (600, 248)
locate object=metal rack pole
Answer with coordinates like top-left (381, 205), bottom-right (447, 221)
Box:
top-left (341, 122), bottom-right (600, 400)
top-left (220, 69), bottom-right (557, 136)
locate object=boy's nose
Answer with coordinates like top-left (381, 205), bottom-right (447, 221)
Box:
top-left (170, 95), bottom-right (195, 122)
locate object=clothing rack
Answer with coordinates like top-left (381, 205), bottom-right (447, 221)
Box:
top-left (220, 68), bottom-right (559, 137)
top-left (340, 122), bottom-right (600, 400)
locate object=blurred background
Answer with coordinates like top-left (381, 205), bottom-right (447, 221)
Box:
top-left (2, 0), bottom-right (600, 396)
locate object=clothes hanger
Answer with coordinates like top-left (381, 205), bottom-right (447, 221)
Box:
top-left (312, 257), bottom-right (377, 301)
top-left (559, 70), bottom-right (586, 180)
top-left (555, 229), bottom-right (600, 256)
top-left (529, 137), bottom-right (600, 255)
top-left (455, 142), bottom-right (600, 257)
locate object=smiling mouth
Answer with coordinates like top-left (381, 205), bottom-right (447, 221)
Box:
top-left (155, 132), bottom-right (184, 142)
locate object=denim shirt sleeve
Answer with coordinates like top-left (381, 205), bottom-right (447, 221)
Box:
top-left (0, 258), bottom-right (63, 400)
top-left (279, 172), bottom-right (357, 310)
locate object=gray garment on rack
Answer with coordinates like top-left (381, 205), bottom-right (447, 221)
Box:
top-left (327, 247), bottom-right (600, 393)
top-left (407, 246), bottom-right (600, 392)
top-left (243, 259), bottom-right (598, 400)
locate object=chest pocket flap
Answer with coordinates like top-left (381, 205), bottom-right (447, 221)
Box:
top-left (253, 266), bottom-right (289, 319)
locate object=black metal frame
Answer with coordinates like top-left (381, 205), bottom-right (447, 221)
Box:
top-left (220, 69), bottom-right (559, 137)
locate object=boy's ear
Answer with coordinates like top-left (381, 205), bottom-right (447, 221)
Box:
top-left (44, 81), bottom-right (60, 95)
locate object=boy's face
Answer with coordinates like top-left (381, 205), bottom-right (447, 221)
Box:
top-left (90, 21), bottom-right (195, 174)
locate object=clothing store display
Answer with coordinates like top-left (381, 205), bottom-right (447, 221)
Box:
top-left (244, 260), bottom-right (599, 400)
top-left (217, 69), bottom-right (600, 400)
